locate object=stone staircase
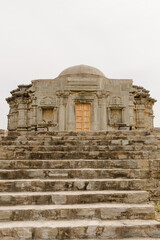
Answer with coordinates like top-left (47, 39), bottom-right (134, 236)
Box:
top-left (0, 130), bottom-right (160, 239)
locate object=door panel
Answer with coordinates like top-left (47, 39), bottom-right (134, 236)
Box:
top-left (75, 103), bottom-right (90, 131)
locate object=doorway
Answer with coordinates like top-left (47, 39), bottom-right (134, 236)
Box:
top-left (75, 103), bottom-right (90, 131)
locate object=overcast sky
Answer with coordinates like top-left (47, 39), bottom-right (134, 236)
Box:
top-left (0, 0), bottom-right (160, 129)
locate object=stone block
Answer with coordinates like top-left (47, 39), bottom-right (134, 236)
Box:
top-left (51, 195), bottom-right (67, 205)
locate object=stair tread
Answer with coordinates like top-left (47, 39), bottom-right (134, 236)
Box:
top-left (0, 168), bottom-right (148, 170)
top-left (0, 178), bottom-right (145, 182)
top-left (0, 203), bottom-right (153, 210)
top-left (29, 150), bottom-right (149, 152)
top-left (114, 239), bottom-right (160, 240)
top-left (0, 219), bottom-right (159, 228)
top-left (0, 159), bottom-right (151, 161)
top-left (0, 190), bottom-right (147, 195)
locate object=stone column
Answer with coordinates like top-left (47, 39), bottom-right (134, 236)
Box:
top-left (107, 108), bottom-right (111, 126)
top-left (93, 97), bottom-right (98, 131)
top-left (31, 97), bottom-right (37, 128)
top-left (68, 96), bottom-right (74, 131)
top-left (8, 108), bottom-right (18, 130)
top-left (128, 94), bottom-right (135, 127)
top-left (7, 104), bottom-right (15, 130)
top-left (129, 105), bottom-right (135, 126)
top-left (59, 97), bottom-right (65, 131)
top-left (146, 103), bottom-right (154, 129)
top-left (13, 109), bottom-right (18, 130)
top-left (7, 113), bottom-right (13, 130)
top-left (122, 108), bottom-right (125, 124)
top-left (99, 96), bottom-right (107, 130)
top-left (37, 107), bottom-right (43, 123)
top-left (17, 102), bottom-right (27, 130)
top-left (53, 107), bottom-right (58, 125)
top-left (63, 92), bottom-right (69, 131)
top-left (136, 105), bottom-right (145, 128)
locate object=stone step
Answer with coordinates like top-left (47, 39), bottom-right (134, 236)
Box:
top-left (0, 138), bottom-right (151, 146)
top-left (4, 140), bottom-right (155, 151)
top-left (0, 168), bottom-right (150, 179)
top-left (1, 148), bottom-right (159, 161)
top-left (3, 133), bottom-right (159, 145)
top-left (0, 219), bottom-right (159, 239)
top-left (0, 203), bottom-right (155, 221)
top-left (2, 138), bottom-right (158, 146)
top-left (3, 149), bottom-right (153, 160)
top-left (8, 137), bottom-right (158, 145)
top-left (0, 179), bottom-right (150, 192)
top-left (2, 142), bottom-right (158, 151)
top-left (30, 135), bottom-right (155, 141)
top-left (0, 190), bottom-right (149, 205)
top-left (117, 239), bottom-right (160, 240)
top-left (28, 145), bottom-right (158, 152)
top-left (5, 130), bottom-right (153, 138)
top-left (0, 159), bottom-right (152, 170)
top-left (1, 130), bottom-right (158, 139)
top-left (27, 150), bottom-right (151, 160)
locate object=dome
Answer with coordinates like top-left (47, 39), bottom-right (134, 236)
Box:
top-left (59, 64), bottom-right (105, 77)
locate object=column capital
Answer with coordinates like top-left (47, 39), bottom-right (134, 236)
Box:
top-left (96, 90), bottom-right (109, 99)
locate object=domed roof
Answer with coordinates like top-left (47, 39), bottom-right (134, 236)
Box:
top-left (59, 64), bottom-right (105, 77)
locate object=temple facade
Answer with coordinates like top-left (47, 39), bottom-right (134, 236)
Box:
top-left (6, 65), bottom-right (156, 131)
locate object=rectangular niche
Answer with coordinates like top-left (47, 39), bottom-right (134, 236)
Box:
top-left (42, 109), bottom-right (53, 123)
top-left (111, 109), bottom-right (122, 124)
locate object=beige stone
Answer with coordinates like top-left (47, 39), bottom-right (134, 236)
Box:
top-left (6, 64), bottom-right (156, 132)
top-left (51, 195), bottom-right (67, 205)
top-left (0, 130), bottom-right (160, 238)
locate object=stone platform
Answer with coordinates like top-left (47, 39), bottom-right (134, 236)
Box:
top-left (0, 130), bottom-right (160, 239)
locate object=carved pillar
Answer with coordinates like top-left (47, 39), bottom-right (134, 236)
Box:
top-left (13, 109), bottom-right (18, 130)
top-left (93, 97), bottom-right (98, 131)
top-left (7, 104), bottom-right (13, 130)
top-left (99, 95), bottom-right (107, 130)
top-left (135, 105), bottom-right (145, 128)
top-left (59, 97), bottom-right (65, 131)
top-left (17, 102), bottom-right (27, 129)
top-left (145, 102), bottom-right (155, 129)
top-left (149, 106), bottom-right (154, 129)
top-left (7, 113), bottom-right (13, 130)
top-left (129, 106), bottom-right (135, 126)
top-left (7, 101), bottom-right (18, 130)
top-left (53, 107), bottom-right (58, 126)
top-left (8, 108), bottom-right (18, 130)
top-left (31, 97), bottom-right (37, 127)
top-left (122, 108), bottom-right (125, 124)
top-left (107, 108), bottom-right (111, 126)
top-left (37, 107), bottom-right (43, 123)
top-left (129, 94), bottom-right (135, 126)
top-left (68, 96), bottom-right (74, 131)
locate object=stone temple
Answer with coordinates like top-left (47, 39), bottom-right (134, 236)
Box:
top-left (6, 64), bottom-right (156, 132)
top-left (0, 65), bottom-right (160, 239)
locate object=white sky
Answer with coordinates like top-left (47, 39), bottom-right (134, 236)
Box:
top-left (0, 0), bottom-right (160, 129)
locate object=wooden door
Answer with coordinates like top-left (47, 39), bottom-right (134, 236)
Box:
top-left (75, 103), bottom-right (90, 131)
